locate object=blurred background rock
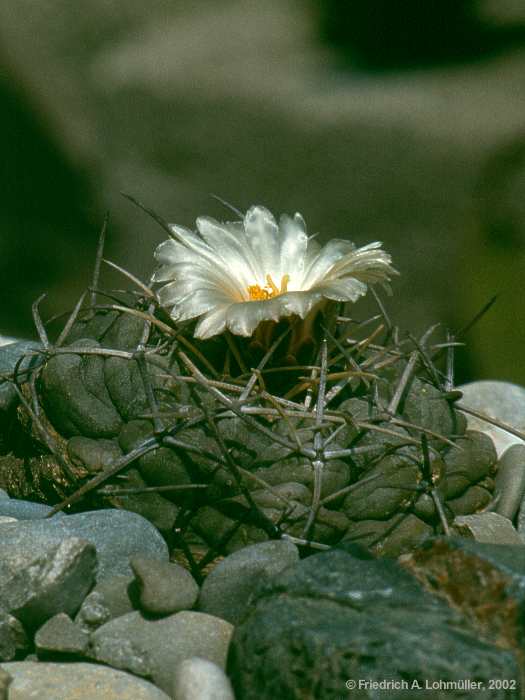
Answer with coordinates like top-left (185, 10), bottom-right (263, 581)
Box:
top-left (0, 0), bottom-right (524, 383)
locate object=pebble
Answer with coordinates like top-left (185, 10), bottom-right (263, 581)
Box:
top-left (90, 610), bottom-right (233, 694)
top-left (0, 490), bottom-right (9, 499)
top-left (172, 657), bottom-right (235, 700)
top-left (35, 613), bottom-right (89, 657)
top-left (494, 444), bottom-right (525, 521)
top-left (0, 517), bottom-right (17, 525)
top-left (458, 380), bottom-right (525, 457)
top-left (453, 512), bottom-right (524, 545)
top-left (1, 661), bottom-right (170, 699)
top-left (0, 508), bottom-right (168, 581)
top-left (0, 537), bottom-right (97, 629)
top-left (198, 539), bottom-right (300, 625)
top-left (75, 574), bottom-right (138, 632)
top-left (130, 556), bottom-right (199, 615)
top-left (0, 498), bottom-right (63, 520)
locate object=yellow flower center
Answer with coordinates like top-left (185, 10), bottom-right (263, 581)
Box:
top-left (247, 274), bottom-right (290, 301)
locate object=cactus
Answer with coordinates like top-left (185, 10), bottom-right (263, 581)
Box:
top-left (0, 208), bottom-right (498, 576)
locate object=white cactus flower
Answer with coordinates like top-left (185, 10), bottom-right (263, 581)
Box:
top-left (153, 205), bottom-right (397, 339)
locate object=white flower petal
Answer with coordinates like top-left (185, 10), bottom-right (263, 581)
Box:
top-left (153, 259), bottom-right (217, 283)
top-left (328, 243), bottom-right (395, 283)
top-left (194, 306), bottom-right (231, 339)
top-left (300, 239), bottom-right (355, 289)
top-left (303, 236), bottom-right (322, 268)
top-left (274, 290), bottom-right (324, 319)
top-left (167, 222), bottom-right (232, 273)
top-left (154, 238), bottom-right (218, 270)
top-left (157, 281), bottom-right (181, 306)
top-left (315, 278), bottom-right (368, 302)
top-left (244, 205), bottom-right (280, 279)
top-left (152, 264), bottom-right (180, 283)
top-left (196, 216), bottom-right (263, 287)
top-left (154, 239), bottom-right (184, 266)
top-left (155, 261), bottom-right (244, 300)
top-left (172, 289), bottom-right (230, 322)
top-left (279, 213), bottom-right (308, 283)
top-left (225, 299), bottom-right (280, 337)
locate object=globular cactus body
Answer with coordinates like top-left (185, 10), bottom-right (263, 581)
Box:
top-left (0, 300), bottom-right (497, 568)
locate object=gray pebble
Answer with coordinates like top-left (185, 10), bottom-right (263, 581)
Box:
top-left (0, 508), bottom-right (168, 581)
top-left (173, 657), bottom-right (235, 700)
top-left (495, 444), bottom-right (525, 521)
top-left (75, 575), bottom-right (138, 633)
top-left (458, 380), bottom-right (525, 457)
top-left (75, 591), bottom-right (112, 633)
top-left (0, 517), bottom-right (17, 525)
top-left (130, 556), bottom-right (199, 615)
top-left (0, 537), bottom-right (97, 629)
top-left (35, 613), bottom-right (89, 657)
top-left (1, 661), bottom-right (170, 699)
top-left (0, 498), bottom-right (63, 520)
top-left (454, 512), bottom-right (524, 545)
top-left (91, 575), bottom-right (139, 615)
top-left (90, 610), bottom-right (233, 694)
top-left (198, 539), bottom-right (299, 625)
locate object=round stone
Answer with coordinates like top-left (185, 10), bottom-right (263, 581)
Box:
top-left (458, 381), bottom-right (525, 457)
top-left (130, 556), bottom-right (199, 615)
top-left (1, 661), bottom-right (170, 699)
top-left (172, 657), bottom-right (234, 700)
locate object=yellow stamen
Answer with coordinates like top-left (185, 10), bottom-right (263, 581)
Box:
top-left (247, 284), bottom-right (270, 301)
top-left (280, 274), bottom-right (290, 294)
top-left (266, 274), bottom-right (279, 296)
top-left (247, 274), bottom-right (291, 301)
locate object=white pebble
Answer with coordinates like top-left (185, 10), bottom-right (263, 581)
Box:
top-left (458, 380), bottom-right (525, 457)
top-left (173, 657), bottom-right (235, 700)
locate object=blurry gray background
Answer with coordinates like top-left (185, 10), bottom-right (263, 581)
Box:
top-left (1, 0), bottom-right (525, 383)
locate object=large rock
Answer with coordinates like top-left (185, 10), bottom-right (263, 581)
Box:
top-left (228, 546), bottom-right (521, 699)
top-left (0, 509), bottom-right (168, 581)
top-left (402, 536), bottom-right (525, 653)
